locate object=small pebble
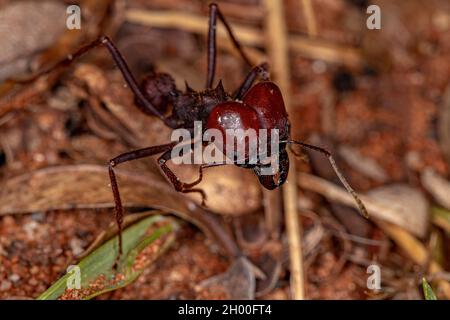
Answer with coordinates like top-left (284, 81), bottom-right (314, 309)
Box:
top-left (69, 238), bottom-right (84, 256)
top-left (23, 221), bottom-right (39, 239)
top-left (30, 266), bottom-right (40, 275)
top-left (31, 212), bottom-right (46, 222)
top-left (9, 274), bottom-right (20, 283)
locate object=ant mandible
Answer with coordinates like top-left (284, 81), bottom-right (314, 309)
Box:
top-left (27, 3), bottom-right (368, 258)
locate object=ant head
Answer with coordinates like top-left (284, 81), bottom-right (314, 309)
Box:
top-left (243, 81), bottom-right (290, 141)
top-left (138, 72), bottom-right (178, 114)
top-left (253, 148), bottom-right (289, 190)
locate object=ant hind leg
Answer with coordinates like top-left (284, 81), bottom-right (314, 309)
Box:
top-left (288, 140), bottom-right (369, 219)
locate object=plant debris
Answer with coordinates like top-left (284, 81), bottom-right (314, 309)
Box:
top-left (0, 0), bottom-right (449, 300)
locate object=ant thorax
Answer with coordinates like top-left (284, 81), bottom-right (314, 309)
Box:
top-left (167, 81), bottom-right (231, 132)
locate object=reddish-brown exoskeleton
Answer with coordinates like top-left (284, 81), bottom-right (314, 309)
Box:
top-left (28, 3), bottom-right (367, 259)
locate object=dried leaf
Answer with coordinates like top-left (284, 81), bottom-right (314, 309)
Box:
top-left (367, 184), bottom-right (429, 238)
top-left (0, 0), bottom-right (117, 119)
top-left (254, 253), bottom-right (281, 297)
top-left (303, 221), bottom-right (325, 256)
top-left (421, 168), bottom-right (450, 210)
top-left (198, 257), bottom-right (255, 300)
top-left (234, 213), bottom-right (267, 249)
top-left (338, 145), bottom-right (388, 182)
top-left (72, 64), bottom-right (172, 148)
top-left (0, 164), bottom-right (240, 257)
top-left (0, 1), bottom-right (66, 81)
top-left (172, 164), bottom-right (262, 216)
top-left (298, 173), bottom-right (429, 238)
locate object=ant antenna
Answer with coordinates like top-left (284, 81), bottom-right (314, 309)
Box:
top-left (286, 140), bottom-right (369, 219)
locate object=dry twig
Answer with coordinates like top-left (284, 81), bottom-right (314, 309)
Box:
top-left (263, 0), bottom-right (304, 300)
top-left (125, 9), bottom-right (363, 67)
top-left (300, 0), bottom-right (318, 37)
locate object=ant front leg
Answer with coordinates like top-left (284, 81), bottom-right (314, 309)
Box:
top-left (288, 140), bottom-right (369, 219)
top-left (206, 3), bottom-right (253, 88)
top-left (17, 36), bottom-right (175, 128)
top-left (108, 142), bottom-right (176, 265)
top-left (158, 150), bottom-right (208, 206)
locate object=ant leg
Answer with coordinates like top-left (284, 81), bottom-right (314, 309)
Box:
top-left (234, 62), bottom-right (270, 100)
top-left (288, 144), bottom-right (309, 162)
top-left (288, 140), bottom-right (369, 219)
top-left (158, 150), bottom-right (208, 206)
top-left (17, 36), bottom-right (175, 127)
top-left (108, 142), bottom-right (176, 265)
top-left (206, 3), bottom-right (253, 89)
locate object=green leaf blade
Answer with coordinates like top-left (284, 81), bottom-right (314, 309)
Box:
top-left (38, 215), bottom-right (176, 300)
top-left (422, 277), bottom-right (438, 300)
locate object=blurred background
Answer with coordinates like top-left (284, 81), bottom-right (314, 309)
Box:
top-left (0, 0), bottom-right (449, 299)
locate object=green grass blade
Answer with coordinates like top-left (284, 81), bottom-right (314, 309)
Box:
top-left (432, 207), bottom-right (450, 233)
top-left (422, 277), bottom-right (438, 300)
top-left (37, 215), bottom-right (176, 300)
